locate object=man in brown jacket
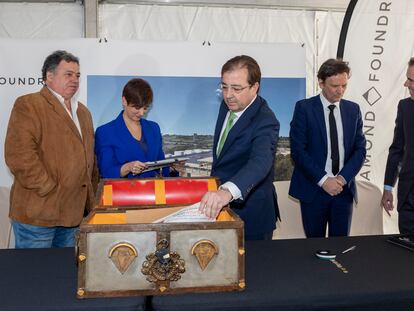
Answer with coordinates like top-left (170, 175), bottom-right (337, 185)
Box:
top-left (5, 50), bottom-right (97, 248)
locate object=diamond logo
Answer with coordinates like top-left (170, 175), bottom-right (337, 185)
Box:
top-left (362, 86), bottom-right (382, 106)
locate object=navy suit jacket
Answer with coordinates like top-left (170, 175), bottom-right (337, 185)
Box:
top-left (384, 97), bottom-right (414, 210)
top-left (289, 95), bottom-right (366, 203)
top-left (211, 96), bottom-right (280, 236)
top-left (95, 111), bottom-right (168, 178)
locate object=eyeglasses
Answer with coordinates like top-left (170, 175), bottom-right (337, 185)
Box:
top-left (219, 83), bottom-right (251, 94)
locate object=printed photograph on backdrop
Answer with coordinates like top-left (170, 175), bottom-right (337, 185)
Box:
top-left (88, 75), bottom-right (305, 180)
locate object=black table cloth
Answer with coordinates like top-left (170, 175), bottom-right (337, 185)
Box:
top-left (1, 235), bottom-right (414, 311)
top-left (152, 235), bottom-right (414, 311)
top-left (0, 247), bottom-right (146, 311)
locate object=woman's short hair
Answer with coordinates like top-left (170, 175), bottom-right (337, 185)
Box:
top-left (122, 78), bottom-right (153, 108)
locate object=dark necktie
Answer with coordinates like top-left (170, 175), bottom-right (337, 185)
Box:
top-left (328, 104), bottom-right (339, 175)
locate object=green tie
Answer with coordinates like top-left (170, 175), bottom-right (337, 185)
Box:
top-left (217, 112), bottom-right (236, 156)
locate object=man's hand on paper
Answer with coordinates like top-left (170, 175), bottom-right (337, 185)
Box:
top-left (199, 189), bottom-right (232, 219)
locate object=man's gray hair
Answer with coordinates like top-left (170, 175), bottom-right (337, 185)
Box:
top-left (42, 50), bottom-right (79, 81)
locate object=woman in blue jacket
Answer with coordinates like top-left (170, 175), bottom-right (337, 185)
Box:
top-left (95, 78), bottom-right (169, 178)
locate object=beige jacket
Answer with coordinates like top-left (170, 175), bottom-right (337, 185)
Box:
top-left (5, 86), bottom-right (97, 227)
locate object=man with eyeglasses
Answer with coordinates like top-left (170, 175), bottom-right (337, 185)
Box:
top-left (199, 55), bottom-right (280, 240)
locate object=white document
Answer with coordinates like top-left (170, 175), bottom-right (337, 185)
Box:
top-left (153, 202), bottom-right (216, 223)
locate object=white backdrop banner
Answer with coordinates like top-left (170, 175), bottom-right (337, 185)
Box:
top-left (0, 38), bottom-right (306, 187)
top-left (343, 0), bottom-right (414, 187)
top-left (341, 0), bottom-right (414, 232)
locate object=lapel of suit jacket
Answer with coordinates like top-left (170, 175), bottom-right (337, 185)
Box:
top-left (114, 111), bottom-right (147, 160)
top-left (215, 96), bottom-right (262, 163)
top-left (76, 104), bottom-right (91, 148)
top-left (140, 119), bottom-right (156, 160)
top-left (311, 95), bottom-right (328, 150)
top-left (213, 102), bottom-right (228, 162)
top-left (41, 86), bottom-right (82, 142)
top-left (339, 99), bottom-right (351, 157)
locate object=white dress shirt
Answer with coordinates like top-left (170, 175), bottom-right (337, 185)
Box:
top-left (318, 93), bottom-right (345, 186)
top-left (48, 87), bottom-right (82, 138)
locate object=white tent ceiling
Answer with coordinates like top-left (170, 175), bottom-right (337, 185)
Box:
top-left (0, 0), bottom-right (348, 96)
top-left (98, 0), bottom-right (350, 11)
top-left (0, 0), bottom-right (350, 10)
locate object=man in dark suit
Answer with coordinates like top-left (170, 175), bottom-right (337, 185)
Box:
top-left (382, 57), bottom-right (414, 234)
top-left (289, 58), bottom-right (366, 237)
top-left (199, 55), bottom-right (280, 240)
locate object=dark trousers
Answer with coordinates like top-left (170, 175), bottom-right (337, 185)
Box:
top-left (245, 231), bottom-right (273, 241)
top-left (399, 186), bottom-right (414, 234)
top-left (300, 187), bottom-right (353, 238)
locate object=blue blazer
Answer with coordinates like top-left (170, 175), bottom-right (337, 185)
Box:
top-left (95, 111), bottom-right (168, 178)
top-left (289, 95), bottom-right (366, 203)
top-left (211, 96), bottom-right (280, 236)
